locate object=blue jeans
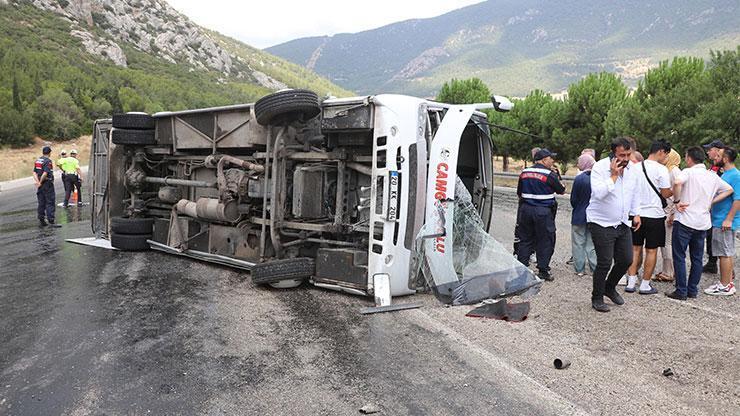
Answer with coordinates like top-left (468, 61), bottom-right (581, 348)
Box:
top-left (672, 221), bottom-right (706, 297)
top-left (571, 224), bottom-right (596, 273)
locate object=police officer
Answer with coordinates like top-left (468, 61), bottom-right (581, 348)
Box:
top-left (57, 149), bottom-right (69, 196)
top-left (63, 149), bottom-right (83, 207)
top-left (516, 148), bottom-right (565, 281)
top-left (33, 146), bottom-right (61, 227)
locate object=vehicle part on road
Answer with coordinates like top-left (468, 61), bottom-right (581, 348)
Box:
top-left (111, 216), bottom-right (154, 235)
top-left (254, 89), bottom-right (321, 126)
top-left (465, 300), bottom-right (531, 322)
top-left (112, 112), bottom-right (155, 130)
top-left (359, 302), bottom-right (424, 315)
top-left (148, 239), bottom-right (255, 269)
top-left (251, 258), bottom-right (315, 285)
top-left (66, 237), bottom-right (118, 250)
top-left (111, 128), bottom-right (156, 145)
top-left (416, 177), bottom-right (541, 305)
top-left (359, 404), bottom-right (381, 414)
top-left (111, 232), bottom-right (152, 251)
top-left (553, 358), bottom-right (571, 370)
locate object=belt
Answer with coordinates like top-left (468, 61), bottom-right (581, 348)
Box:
top-left (521, 193), bottom-right (555, 200)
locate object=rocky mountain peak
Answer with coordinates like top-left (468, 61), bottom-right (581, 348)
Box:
top-left (19, 0), bottom-right (286, 89)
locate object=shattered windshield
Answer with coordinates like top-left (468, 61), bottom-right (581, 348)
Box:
top-left (416, 177), bottom-right (541, 305)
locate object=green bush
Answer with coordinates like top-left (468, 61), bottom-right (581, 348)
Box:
top-left (0, 109), bottom-right (34, 148)
top-left (30, 88), bottom-right (84, 140)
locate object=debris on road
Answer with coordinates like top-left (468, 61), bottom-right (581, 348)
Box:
top-left (553, 358), bottom-right (571, 370)
top-left (465, 299), bottom-right (531, 322)
top-left (359, 404), bottom-right (381, 414)
top-left (662, 368), bottom-right (674, 377)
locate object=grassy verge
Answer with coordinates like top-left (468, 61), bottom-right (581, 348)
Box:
top-left (1, 136), bottom-right (91, 182)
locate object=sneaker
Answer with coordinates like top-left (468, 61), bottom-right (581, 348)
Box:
top-left (606, 290), bottom-right (625, 305)
top-left (617, 275), bottom-right (628, 286)
top-left (538, 271), bottom-right (554, 282)
top-left (592, 300), bottom-right (610, 312)
top-left (704, 282), bottom-right (737, 296)
top-left (638, 285), bottom-right (658, 295)
top-left (39, 219), bottom-right (48, 227)
top-left (566, 257), bottom-right (574, 265)
top-left (665, 290), bottom-right (687, 301)
top-left (576, 271), bottom-right (585, 277)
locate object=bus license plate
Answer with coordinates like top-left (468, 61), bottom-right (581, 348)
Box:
top-left (387, 171), bottom-right (400, 221)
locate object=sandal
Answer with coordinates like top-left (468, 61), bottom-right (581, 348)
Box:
top-left (655, 272), bottom-right (673, 282)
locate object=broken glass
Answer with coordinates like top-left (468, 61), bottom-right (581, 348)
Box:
top-left (415, 177), bottom-right (541, 305)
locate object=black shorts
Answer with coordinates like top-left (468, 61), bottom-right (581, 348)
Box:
top-left (629, 216), bottom-right (666, 249)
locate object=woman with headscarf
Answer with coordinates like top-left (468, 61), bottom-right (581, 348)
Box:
top-left (655, 149), bottom-right (681, 282)
top-left (570, 153), bottom-right (597, 276)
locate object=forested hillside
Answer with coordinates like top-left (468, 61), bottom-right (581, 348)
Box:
top-left (0, 0), bottom-right (351, 148)
top-left (444, 47), bottom-right (739, 169)
top-left (268, 0), bottom-right (740, 96)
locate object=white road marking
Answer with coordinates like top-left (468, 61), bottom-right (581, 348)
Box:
top-left (410, 309), bottom-right (592, 416)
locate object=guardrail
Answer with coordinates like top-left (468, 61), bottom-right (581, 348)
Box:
top-left (493, 171), bottom-right (576, 182)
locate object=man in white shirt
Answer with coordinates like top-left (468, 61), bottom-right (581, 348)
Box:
top-left (587, 137), bottom-right (640, 312)
top-left (625, 140), bottom-right (673, 294)
top-left (668, 146), bottom-right (734, 300)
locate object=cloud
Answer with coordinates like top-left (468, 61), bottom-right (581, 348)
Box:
top-left (166, 0), bottom-right (484, 48)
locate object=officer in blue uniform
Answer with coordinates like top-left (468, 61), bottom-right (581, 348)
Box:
top-left (516, 148), bottom-right (565, 281)
top-left (33, 146), bottom-right (60, 227)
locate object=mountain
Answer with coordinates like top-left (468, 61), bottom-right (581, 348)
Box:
top-left (0, 0), bottom-right (350, 137)
top-left (266, 0), bottom-right (740, 97)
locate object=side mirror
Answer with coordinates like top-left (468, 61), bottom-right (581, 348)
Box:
top-left (491, 95), bottom-right (513, 112)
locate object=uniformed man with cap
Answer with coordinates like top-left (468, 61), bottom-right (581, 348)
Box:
top-left (516, 148), bottom-right (566, 281)
top-left (33, 146), bottom-right (61, 227)
top-left (62, 149), bottom-right (83, 207)
top-left (57, 149), bottom-right (69, 197)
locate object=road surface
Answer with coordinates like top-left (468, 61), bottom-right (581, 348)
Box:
top-left (1, 184), bottom-right (738, 415)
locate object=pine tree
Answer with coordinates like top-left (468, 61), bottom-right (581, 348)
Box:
top-left (12, 76), bottom-right (22, 111)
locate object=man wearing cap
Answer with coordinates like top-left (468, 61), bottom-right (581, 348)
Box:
top-left (62, 149), bottom-right (83, 207)
top-left (32, 146), bottom-right (60, 227)
top-left (57, 149), bottom-right (69, 197)
top-left (702, 140), bottom-right (725, 274)
top-left (516, 148), bottom-right (566, 281)
top-left (513, 147), bottom-right (543, 258)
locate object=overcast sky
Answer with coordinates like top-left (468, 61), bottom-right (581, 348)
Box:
top-left (166, 0), bottom-right (484, 49)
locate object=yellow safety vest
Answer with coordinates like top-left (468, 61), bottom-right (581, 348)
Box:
top-left (60, 157), bottom-right (80, 174)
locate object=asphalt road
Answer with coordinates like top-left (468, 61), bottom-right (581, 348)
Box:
top-left (1, 183), bottom-right (738, 415)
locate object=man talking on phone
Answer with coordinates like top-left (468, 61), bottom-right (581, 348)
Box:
top-left (587, 137), bottom-right (641, 312)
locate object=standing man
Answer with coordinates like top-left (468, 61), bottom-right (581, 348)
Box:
top-left (668, 147), bottom-right (733, 300)
top-left (513, 147), bottom-right (542, 258)
top-left (625, 140), bottom-right (673, 294)
top-left (570, 153), bottom-right (597, 276)
top-left (33, 146), bottom-right (60, 227)
top-left (702, 140), bottom-right (725, 274)
top-left (587, 137), bottom-right (639, 312)
top-left (705, 147), bottom-right (740, 296)
top-left (516, 148), bottom-right (566, 281)
top-left (57, 149), bottom-right (69, 198)
top-left (63, 149), bottom-right (84, 207)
